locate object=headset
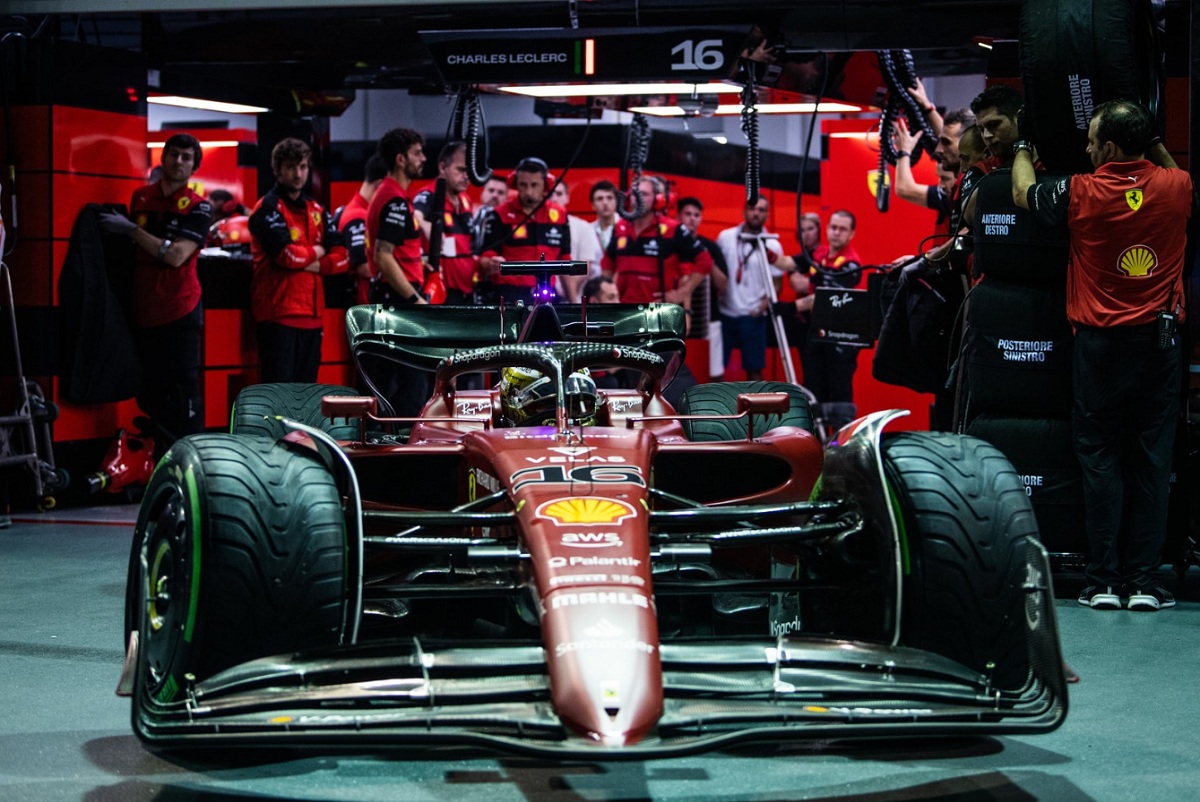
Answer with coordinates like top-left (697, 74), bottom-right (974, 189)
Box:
top-left (642, 175), bottom-right (668, 212)
top-left (511, 157), bottom-right (555, 191)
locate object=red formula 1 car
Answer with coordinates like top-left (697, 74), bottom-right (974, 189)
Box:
top-left (119, 264), bottom-right (1066, 758)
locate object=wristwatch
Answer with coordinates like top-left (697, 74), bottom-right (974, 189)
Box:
top-left (1012, 139), bottom-right (1034, 156)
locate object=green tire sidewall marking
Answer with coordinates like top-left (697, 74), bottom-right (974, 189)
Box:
top-left (886, 481), bottom-right (911, 576)
top-left (183, 462), bottom-right (202, 643)
top-left (228, 403), bottom-right (237, 433)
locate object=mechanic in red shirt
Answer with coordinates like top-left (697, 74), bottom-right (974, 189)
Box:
top-left (600, 176), bottom-right (711, 310)
top-left (478, 157), bottom-right (571, 306)
top-left (334, 152), bottom-right (387, 305)
top-left (248, 137), bottom-right (349, 384)
top-left (367, 127), bottom-right (428, 306)
top-left (801, 210), bottom-right (863, 425)
top-left (413, 141), bottom-right (477, 305)
top-left (364, 127), bottom-right (432, 415)
top-left (98, 133), bottom-right (212, 442)
top-left (1014, 100), bottom-right (1192, 612)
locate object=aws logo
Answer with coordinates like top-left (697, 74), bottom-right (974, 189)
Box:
top-left (1117, 244), bottom-right (1157, 277)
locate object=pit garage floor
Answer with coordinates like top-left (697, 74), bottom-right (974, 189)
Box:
top-left (3, 504), bottom-right (1199, 802)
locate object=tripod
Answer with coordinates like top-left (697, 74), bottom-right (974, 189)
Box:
top-left (740, 232), bottom-right (798, 385)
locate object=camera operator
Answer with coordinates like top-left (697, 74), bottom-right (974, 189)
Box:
top-left (1013, 100), bottom-right (1192, 612)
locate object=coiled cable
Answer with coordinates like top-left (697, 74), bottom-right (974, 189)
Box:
top-left (617, 113), bottom-right (651, 221)
top-left (740, 78), bottom-right (760, 205)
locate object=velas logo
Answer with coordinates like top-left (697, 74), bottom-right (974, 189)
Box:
top-left (1125, 189), bottom-right (1143, 211)
top-left (537, 497), bottom-right (636, 525)
top-left (1117, 244), bottom-right (1157, 277)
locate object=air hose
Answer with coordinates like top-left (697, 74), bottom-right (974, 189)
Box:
top-left (875, 50), bottom-right (938, 212)
top-left (617, 113), bottom-right (651, 221)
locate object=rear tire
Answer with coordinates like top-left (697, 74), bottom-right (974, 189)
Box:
top-left (230, 382), bottom-right (361, 441)
top-left (882, 432), bottom-right (1038, 689)
top-left (126, 434), bottom-right (345, 705)
top-left (675, 381), bottom-right (813, 441)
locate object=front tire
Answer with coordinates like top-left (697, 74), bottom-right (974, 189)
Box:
top-left (882, 432), bottom-right (1038, 689)
top-left (126, 434), bottom-right (346, 707)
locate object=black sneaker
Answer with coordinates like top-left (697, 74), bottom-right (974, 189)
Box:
top-left (1126, 585), bottom-right (1175, 611)
top-left (1078, 585), bottom-right (1121, 609)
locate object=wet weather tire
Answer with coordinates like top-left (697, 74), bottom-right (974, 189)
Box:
top-left (1020, 0), bottom-right (1162, 173)
top-left (675, 381), bottom-right (813, 441)
top-left (230, 382), bottom-right (362, 441)
top-left (882, 432), bottom-right (1038, 689)
top-left (126, 434), bottom-right (345, 708)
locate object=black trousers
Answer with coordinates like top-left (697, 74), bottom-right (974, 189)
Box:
top-left (801, 340), bottom-right (860, 403)
top-left (257, 321), bottom-right (323, 385)
top-left (136, 303), bottom-right (204, 442)
top-left (1074, 325), bottom-right (1180, 589)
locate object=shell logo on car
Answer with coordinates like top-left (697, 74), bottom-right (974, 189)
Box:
top-left (537, 497), bottom-right (636, 526)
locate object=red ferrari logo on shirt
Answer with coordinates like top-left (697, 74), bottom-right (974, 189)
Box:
top-left (1125, 190), bottom-right (1143, 211)
top-left (548, 208), bottom-right (561, 223)
top-left (311, 211), bottom-right (321, 225)
top-left (176, 197), bottom-right (190, 211)
top-left (514, 225), bottom-right (528, 239)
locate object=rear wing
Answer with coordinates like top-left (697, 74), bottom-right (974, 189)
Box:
top-left (346, 303), bottom-right (687, 374)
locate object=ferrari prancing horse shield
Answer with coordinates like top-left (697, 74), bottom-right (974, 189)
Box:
top-left (1125, 189), bottom-right (1143, 211)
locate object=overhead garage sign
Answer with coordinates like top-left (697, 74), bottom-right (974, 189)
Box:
top-left (422, 27), bottom-right (747, 84)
